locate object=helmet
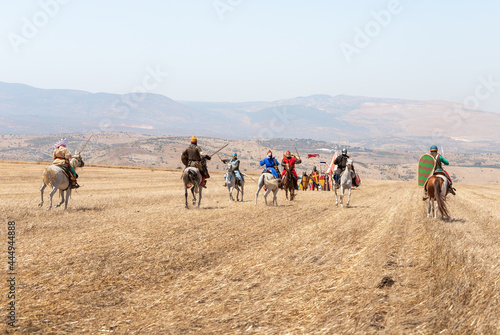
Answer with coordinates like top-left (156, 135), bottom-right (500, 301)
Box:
top-left (313, 166), bottom-right (317, 170)
top-left (430, 145), bottom-right (438, 152)
top-left (233, 153), bottom-right (237, 157)
top-left (190, 136), bottom-right (197, 143)
top-left (286, 150), bottom-right (291, 158)
top-left (342, 148), bottom-right (347, 156)
top-left (267, 150), bottom-right (272, 157)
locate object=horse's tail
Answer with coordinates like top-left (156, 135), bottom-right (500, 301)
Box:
top-left (264, 177), bottom-right (280, 188)
top-left (434, 178), bottom-right (449, 218)
top-left (42, 167), bottom-right (57, 186)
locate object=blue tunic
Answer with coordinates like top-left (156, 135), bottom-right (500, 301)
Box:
top-left (260, 157), bottom-right (280, 178)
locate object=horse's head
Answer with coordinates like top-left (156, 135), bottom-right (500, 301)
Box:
top-left (284, 162), bottom-right (291, 171)
top-left (346, 159), bottom-right (353, 168)
top-left (72, 155), bottom-right (84, 168)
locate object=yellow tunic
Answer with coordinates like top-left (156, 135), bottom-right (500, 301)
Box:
top-left (53, 146), bottom-right (71, 165)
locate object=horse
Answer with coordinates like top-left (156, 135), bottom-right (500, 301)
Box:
top-left (334, 159), bottom-right (353, 207)
top-left (426, 174), bottom-right (450, 219)
top-left (39, 156), bottom-right (84, 210)
top-left (282, 163), bottom-right (295, 201)
top-left (301, 174), bottom-right (310, 191)
top-left (225, 163), bottom-right (244, 202)
top-left (182, 167), bottom-right (203, 209)
top-left (255, 173), bottom-right (280, 206)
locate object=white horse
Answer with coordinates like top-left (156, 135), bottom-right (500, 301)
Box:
top-left (254, 173), bottom-right (280, 206)
top-left (225, 163), bottom-right (244, 202)
top-left (39, 156), bottom-right (84, 210)
top-left (182, 167), bottom-right (203, 209)
top-left (334, 159), bottom-right (353, 207)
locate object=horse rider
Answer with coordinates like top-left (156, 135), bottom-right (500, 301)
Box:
top-left (181, 136), bottom-right (211, 188)
top-left (224, 153), bottom-right (244, 186)
top-left (259, 150), bottom-right (280, 178)
top-left (423, 145), bottom-right (456, 200)
top-left (52, 138), bottom-right (80, 188)
top-left (334, 148), bottom-right (355, 189)
top-left (281, 150), bottom-right (301, 189)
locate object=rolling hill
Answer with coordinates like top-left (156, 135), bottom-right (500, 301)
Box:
top-left (1, 81), bottom-right (500, 152)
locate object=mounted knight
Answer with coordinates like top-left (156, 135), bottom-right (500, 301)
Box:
top-left (223, 153), bottom-right (244, 186)
top-left (52, 138), bottom-right (80, 188)
top-left (334, 148), bottom-right (355, 189)
top-left (181, 136), bottom-right (211, 188)
top-left (259, 150), bottom-right (281, 179)
top-left (423, 145), bottom-right (456, 200)
top-left (281, 150), bottom-right (301, 190)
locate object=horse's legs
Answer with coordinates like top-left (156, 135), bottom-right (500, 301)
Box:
top-left (185, 185), bottom-right (189, 208)
top-left (240, 182), bottom-right (244, 202)
top-left (273, 189), bottom-right (278, 206)
top-left (346, 187), bottom-right (351, 207)
top-left (427, 198), bottom-right (432, 218)
top-left (197, 188), bottom-right (202, 208)
top-left (39, 182), bottom-right (47, 207)
top-left (64, 189), bottom-right (71, 210)
top-left (334, 185), bottom-right (338, 206)
top-left (55, 189), bottom-right (65, 207)
top-left (339, 186), bottom-right (344, 207)
top-left (47, 186), bottom-right (58, 210)
top-left (255, 178), bottom-right (264, 206)
top-left (264, 189), bottom-right (272, 206)
top-left (191, 186), bottom-right (197, 205)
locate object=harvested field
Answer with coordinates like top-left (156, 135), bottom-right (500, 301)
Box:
top-left (1, 161), bottom-right (499, 334)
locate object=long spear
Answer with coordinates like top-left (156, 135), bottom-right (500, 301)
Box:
top-left (209, 143), bottom-right (229, 158)
top-left (78, 134), bottom-right (93, 155)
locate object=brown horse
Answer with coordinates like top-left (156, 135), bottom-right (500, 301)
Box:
top-left (283, 163), bottom-right (295, 201)
top-left (426, 174), bottom-right (450, 219)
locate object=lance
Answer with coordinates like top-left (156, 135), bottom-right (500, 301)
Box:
top-left (209, 143), bottom-right (229, 158)
top-left (78, 134), bottom-right (93, 155)
top-left (294, 146), bottom-right (301, 160)
top-left (241, 172), bottom-right (257, 182)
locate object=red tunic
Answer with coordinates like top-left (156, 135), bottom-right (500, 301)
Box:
top-left (281, 156), bottom-right (299, 178)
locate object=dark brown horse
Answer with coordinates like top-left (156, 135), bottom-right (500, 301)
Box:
top-left (426, 175), bottom-right (450, 219)
top-left (283, 163), bottom-right (295, 201)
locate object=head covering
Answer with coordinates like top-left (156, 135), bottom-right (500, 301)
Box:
top-left (267, 150), bottom-right (272, 158)
top-left (54, 138), bottom-right (67, 149)
top-left (430, 145), bottom-right (438, 152)
top-left (233, 153), bottom-right (237, 157)
top-left (313, 166), bottom-right (317, 170)
top-left (342, 148), bottom-right (348, 156)
top-left (191, 136), bottom-right (197, 143)
top-left (286, 150), bottom-right (291, 158)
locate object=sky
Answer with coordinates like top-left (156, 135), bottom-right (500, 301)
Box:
top-left (1, 0), bottom-right (500, 112)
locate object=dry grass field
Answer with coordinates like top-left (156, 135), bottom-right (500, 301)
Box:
top-left (1, 161), bottom-right (499, 334)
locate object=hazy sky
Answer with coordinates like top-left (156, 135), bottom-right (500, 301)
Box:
top-left (1, 1), bottom-right (500, 112)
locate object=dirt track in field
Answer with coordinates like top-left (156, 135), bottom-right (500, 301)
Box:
top-left (1, 162), bottom-right (499, 334)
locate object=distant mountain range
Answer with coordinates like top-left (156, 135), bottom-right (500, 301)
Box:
top-left (1, 81), bottom-right (499, 152)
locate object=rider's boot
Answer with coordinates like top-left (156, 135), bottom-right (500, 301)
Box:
top-left (70, 175), bottom-right (80, 189)
top-left (201, 176), bottom-right (207, 188)
top-left (449, 185), bottom-right (456, 195)
top-left (422, 189), bottom-right (428, 201)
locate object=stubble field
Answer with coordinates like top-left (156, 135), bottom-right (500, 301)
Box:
top-left (1, 161), bottom-right (499, 334)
